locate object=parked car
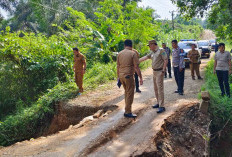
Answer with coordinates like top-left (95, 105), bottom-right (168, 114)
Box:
top-left (197, 40), bottom-right (211, 58)
top-left (209, 39), bottom-right (216, 51)
top-left (178, 41), bottom-right (202, 67)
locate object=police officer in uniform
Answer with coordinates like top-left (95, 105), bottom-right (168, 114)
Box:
top-left (187, 44), bottom-right (202, 80)
top-left (73, 47), bottom-right (86, 95)
top-left (117, 39), bottom-right (143, 118)
top-left (140, 40), bottom-right (168, 113)
top-left (171, 40), bottom-right (185, 95)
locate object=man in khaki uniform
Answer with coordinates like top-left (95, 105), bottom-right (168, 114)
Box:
top-left (73, 47), bottom-right (86, 95)
top-left (187, 44), bottom-right (202, 80)
top-left (140, 40), bottom-right (168, 113)
top-left (117, 39), bottom-right (143, 118)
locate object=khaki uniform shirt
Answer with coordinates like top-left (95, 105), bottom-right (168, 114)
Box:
top-left (133, 49), bottom-right (140, 58)
top-left (117, 48), bottom-right (139, 77)
top-left (146, 47), bottom-right (167, 70)
top-left (74, 53), bottom-right (86, 72)
top-left (214, 51), bottom-right (231, 71)
top-left (187, 50), bottom-right (200, 63)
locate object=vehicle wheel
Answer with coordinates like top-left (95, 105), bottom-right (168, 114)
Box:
top-left (207, 55), bottom-right (210, 58)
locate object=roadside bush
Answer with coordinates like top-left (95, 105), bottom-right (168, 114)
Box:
top-left (0, 82), bottom-right (77, 146)
top-left (84, 62), bottom-right (117, 89)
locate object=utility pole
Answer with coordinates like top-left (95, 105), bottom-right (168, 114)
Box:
top-left (170, 11), bottom-right (175, 30)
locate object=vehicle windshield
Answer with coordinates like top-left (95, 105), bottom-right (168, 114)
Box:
top-left (209, 39), bottom-right (215, 44)
top-left (198, 42), bottom-right (208, 47)
top-left (178, 43), bottom-right (193, 49)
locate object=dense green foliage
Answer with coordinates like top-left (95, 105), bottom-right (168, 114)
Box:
top-left (0, 82), bottom-right (77, 146)
top-left (171, 0), bottom-right (232, 41)
top-left (0, 0), bottom-right (203, 146)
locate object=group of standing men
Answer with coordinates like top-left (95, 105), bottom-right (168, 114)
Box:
top-left (117, 39), bottom-right (187, 118)
top-left (72, 39), bottom-right (231, 119)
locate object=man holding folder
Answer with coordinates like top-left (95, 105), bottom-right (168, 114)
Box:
top-left (117, 39), bottom-right (143, 118)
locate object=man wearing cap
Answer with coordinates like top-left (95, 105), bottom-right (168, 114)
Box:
top-left (172, 40), bottom-right (185, 95)
top-left (187, 44), bottom-right (203, 80)
top-left (117, 39), bottom-right (143, 118)
top-left (73, 47), bottom-right (86, 95)
top-left (139, 40), bottom-right (168, 113)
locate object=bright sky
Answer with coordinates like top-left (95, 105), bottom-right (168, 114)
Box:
top-left (0, 8), bottom-right (8, 18)
top-left (0, 0), bottom-right (177, 19)
top-left (138, 0), bottom-right (178, 20)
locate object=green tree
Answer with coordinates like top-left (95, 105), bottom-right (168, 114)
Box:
top-left (171, 0), bottom-right (232, 40)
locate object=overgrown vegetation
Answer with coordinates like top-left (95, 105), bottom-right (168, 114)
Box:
top-left (0, 0), bottom-right (203, 146)
top-left (172, 0), bottom-right (232, 42)
top-left (0, 82), bottom-right (77, 146)
top-left (202, 59), bottom-right (232, 156)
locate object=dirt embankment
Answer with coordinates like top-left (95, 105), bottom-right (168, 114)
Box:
top-left (137, 103), bottom-right (210, 157)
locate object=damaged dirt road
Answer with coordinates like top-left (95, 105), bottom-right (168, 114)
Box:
top-left (0, 57), bottom-right (211, 157)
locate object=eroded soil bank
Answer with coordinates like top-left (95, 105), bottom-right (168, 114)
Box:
top-left (137, 103), bottom-right (211, 157)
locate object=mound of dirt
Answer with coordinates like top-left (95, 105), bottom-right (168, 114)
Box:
top-left (137, 103), bottom-right (210, 157)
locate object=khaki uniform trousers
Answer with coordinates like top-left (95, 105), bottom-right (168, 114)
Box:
top-left (190, 63), bottom-right (200, 78)
top-left (75, 72), bottom-right (84, 93)
top-left (153, 70), bottom-right (164, 107)
top-left (120, 76), bottom-right (135, 114)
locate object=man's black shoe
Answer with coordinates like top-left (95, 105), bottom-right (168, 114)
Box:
top-left (169, 76), bottom-right (172, 78)
top-left (124, 113), bottom-right (137, 118)
top-left (179, 92), bottom-right (184, 95)
top-left (152, 104), bottom-right (159, 108)
top-left (174, 90), bottom-right (179, 93)
top-left (136, 89), bottom-right (141, 93)
top-left (164, 75), bottom-right (167, 78)
top-left (157, 107), bottom-right (166, 114)
top-left (198, 76), bottom-right (203, 80)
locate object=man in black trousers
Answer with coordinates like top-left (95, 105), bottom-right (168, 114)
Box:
top-left (171, 40), bottom-right (185, 95)
top-left (214, 43), bottom-right (231, 97)
top-left (133, 49), bottom-right (141, 93)
top-left (162, 43), bottom-right (172, 78)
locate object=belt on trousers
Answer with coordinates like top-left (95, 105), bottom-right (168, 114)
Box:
top-left (153, 68), bottom-right (163, 71)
